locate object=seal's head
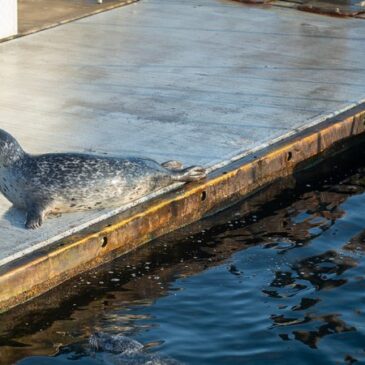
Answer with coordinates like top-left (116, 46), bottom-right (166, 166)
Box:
top-left (0, 129), bottom-right (25, 167)
top-left (89, 332), bottom-right (143, 355)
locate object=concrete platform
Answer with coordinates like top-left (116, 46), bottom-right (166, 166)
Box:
top-left (0, 0), bottom-right (365, 310)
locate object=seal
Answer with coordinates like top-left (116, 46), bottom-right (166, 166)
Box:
top-left (0, 129), bottom-right (206, 229)
top-left (89, 332), bottom-right (144, 355)
top-left (89, 332), bottom-right (181, 364)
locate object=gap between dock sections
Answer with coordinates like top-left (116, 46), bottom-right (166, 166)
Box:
top-left (0, 102), bottom-right (365, 313)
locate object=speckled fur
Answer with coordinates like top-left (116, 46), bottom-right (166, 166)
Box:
top-left (0, 129), bottom-right (206, 229)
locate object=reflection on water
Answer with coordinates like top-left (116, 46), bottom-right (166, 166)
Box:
top-left (2, 141), bottom-right (365, 364)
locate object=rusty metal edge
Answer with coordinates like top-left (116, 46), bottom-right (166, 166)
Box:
top-left (297, 4), bottom-right (364, 17)
top-left (0, 0), bottom-right (139, 44)
top-left (232, 0), bottom-right (365, 17)
top-left (0, 104), bottom-right (364, 312)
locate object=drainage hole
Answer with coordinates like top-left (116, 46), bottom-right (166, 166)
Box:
top-left (101, 236), bottom-right (108, 248)
top-left (201, 191), bottom-right (207, 201)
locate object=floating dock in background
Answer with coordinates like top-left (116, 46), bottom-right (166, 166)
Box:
top-left (0, 0), bottom-right (364, 312)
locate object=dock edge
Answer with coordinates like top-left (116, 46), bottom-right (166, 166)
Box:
top-left (0, 103), bottom-right (364, 312)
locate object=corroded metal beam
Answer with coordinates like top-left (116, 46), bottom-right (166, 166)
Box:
top-left (0, 104), bottom-right (364, 312)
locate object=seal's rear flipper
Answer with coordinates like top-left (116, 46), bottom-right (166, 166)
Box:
top-left (172, 166), bottom-right (206, 182)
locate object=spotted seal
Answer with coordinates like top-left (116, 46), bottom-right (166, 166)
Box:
top-left (89, 332), bottom-right (144, 355)
top-left (0, 129), bottom-right (206, 229)
top-left (89, 332), bottom-right (181, 364)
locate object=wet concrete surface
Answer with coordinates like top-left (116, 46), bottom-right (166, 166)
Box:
top-left (0, 0), bottom-right (365, 275)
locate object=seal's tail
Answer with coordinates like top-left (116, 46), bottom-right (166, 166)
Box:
top-left (171, 166), bottom-right (207, 182)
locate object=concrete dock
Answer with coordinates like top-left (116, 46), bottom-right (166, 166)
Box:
top-left (0, 0), bottom-right (365, 311)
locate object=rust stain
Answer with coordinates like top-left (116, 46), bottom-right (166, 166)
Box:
top-left (297, 4), bottom-right (364, 17)
top-left (233, 0), bottom-right (365, 17)
top-left (297, 0), bottom-right (365, 17)
top-left (0, 106), bottom-right (364, 312)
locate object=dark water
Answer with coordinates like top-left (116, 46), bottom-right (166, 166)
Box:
top-left (2, 141), bottom-right (365, 365)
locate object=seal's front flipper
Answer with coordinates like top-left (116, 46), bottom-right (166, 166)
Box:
top-left (171, 166), bottom-right (207, 182)
top-left (25, 204), bottom-right (45, 229)
top-left (161, 160), bottom-right (184, 170)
